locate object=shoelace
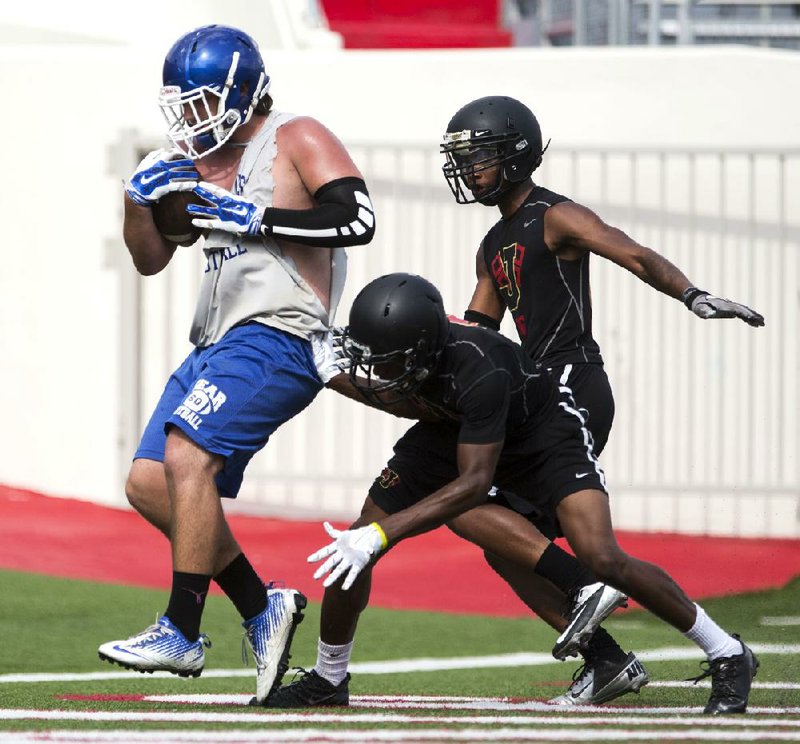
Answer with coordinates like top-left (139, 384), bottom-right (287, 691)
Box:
top-left (686, 657), bottom-right (738, 699)
top-left (568, 662), bottom-right (591, 690)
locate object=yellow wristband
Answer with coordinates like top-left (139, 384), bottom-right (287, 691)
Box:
top-left (370, 522), bottom-right (389, 550)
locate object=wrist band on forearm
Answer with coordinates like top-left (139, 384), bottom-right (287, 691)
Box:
top-left (682, 286), bottom-right (707, 310)
top-left (370, 522), bottom-right (389, 550)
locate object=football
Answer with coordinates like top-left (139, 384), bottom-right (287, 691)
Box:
top-left (152, 190), bottom-right (205, 246)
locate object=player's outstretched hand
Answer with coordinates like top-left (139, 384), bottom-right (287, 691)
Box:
top-left (189, 183), bottom-right (263, 236)
top-left (308, 521), bottom-right (387, 590)
top-left (683, 288), bottom-right (765, 327)
top-left (125, 148), bottom-right (198, 207)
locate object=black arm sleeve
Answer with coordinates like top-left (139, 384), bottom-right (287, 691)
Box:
top-left (258, 176), bottom-right (375, 248)
top-left (463, 309), bottom-right (501, 331)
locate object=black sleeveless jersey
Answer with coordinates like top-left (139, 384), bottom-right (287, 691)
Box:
top-left (481, 185), bottom-right (603, 367)
top-left (413, 319), bottom-right (557, 452)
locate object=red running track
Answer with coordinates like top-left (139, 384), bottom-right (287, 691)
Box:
top-left (1, 484), bottom-right (799, 616)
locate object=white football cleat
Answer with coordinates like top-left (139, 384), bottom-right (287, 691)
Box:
top-left (98, 616), bottom-right (210, 677)
top-left (549, 652), bottom-right (649, 706)
top-left (244, 586), bottom-right (307, 704)
top-left (553, 582), bottom-right (628, 660)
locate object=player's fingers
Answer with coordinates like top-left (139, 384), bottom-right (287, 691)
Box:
top-left (195, 182), bottom-right (227, 197)
top-left (341, 564), bottom-right (362, 591)
top-left (307, 542), bottom-right (338, 564)
top-left (314, 550), bottom-right (343, 577)
top-left (165, 158), bottom-right (196, 170)
top-left (323, 521), bottom-right (341, 539)
top-left (743, 312), bottom-right (765, 327)
top-left (322, 560), bottom-right (349, 588)
top-left (190, 218), bottom-right (217, 229)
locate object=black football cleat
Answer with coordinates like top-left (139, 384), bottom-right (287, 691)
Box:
top-left (689, 635), bottom-right (759, 715)
top-left (263, 668), bottom-right (350, 708)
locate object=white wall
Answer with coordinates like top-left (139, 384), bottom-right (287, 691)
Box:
top-left (0, 7), bottom-right (797, 532)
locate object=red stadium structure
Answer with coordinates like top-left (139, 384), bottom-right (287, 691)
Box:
top-left (318, 0), bottom-right (511, 49)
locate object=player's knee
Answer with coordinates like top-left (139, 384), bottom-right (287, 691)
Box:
top-left (125, 464), bottom-right (164, 517)
top-left (163, 429), bottom-right (219, 484)
top-left (124, 472), bottom-right (146, 513)
top-left (582, 546), bottom-right (628, 584)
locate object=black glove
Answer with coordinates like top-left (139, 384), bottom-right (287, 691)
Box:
top-left (683, 287), bottom-right (764, 327)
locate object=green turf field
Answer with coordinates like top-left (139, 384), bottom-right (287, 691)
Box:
top-left (1, 569), bottom-right (798, 742)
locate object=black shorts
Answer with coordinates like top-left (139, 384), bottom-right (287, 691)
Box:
top-left (368, 369), bottom-right (607, 537)
top-left (551, 363), bottom-right (614, 455)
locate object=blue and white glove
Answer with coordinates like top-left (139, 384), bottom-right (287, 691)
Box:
top-left (125, 149), bottom-right (198, 207)
top-left (683, 287), bottom-right (764, 327)
top-left (308, 521), bottom-right (388, 590)
top-left (189, 182), bottom-right (264, 236)
top-left (310, 328), bottom-right (350, 385)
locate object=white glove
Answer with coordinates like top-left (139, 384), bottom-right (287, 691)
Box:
top-left (125, 148), bottom-right (198, 207)
top-left (310, 328), bottom-right (349, 385)
top-left (308, 521), bottom-right (388, 590)
top-left (683, 287), bottom-right (764, 327)
top-left (189, 182), bottom-right (263, 236)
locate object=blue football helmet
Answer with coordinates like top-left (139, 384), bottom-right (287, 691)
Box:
top-left (159, 25), bottom-right (271, 159)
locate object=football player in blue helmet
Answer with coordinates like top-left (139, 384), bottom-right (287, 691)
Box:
top-left (103, 23), bottom-right (375, 707)
top-left (159, 24), bottom-right (271, 159)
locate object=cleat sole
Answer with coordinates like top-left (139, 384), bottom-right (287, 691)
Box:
top-left (98, 651), bottom-right (203, 678)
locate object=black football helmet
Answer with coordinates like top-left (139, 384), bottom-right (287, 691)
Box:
top-left (343, 273), bottom-right (449, 404)
top-left (441, 95), bottom-right (547, 206)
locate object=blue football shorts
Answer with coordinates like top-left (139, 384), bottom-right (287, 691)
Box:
top-left (135, 322), bottom-right (323, 498)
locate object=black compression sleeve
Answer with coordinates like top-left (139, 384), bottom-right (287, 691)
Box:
top-left (258, 176), bottom-right (375, 247)
top-left (463, 309), bottom-right (501, 331)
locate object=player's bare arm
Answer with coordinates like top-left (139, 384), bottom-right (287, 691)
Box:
top-left (281, 116), bottom-right (364, 195)
top-left (465, 242), bottom-right (505, 324)
top-left (377, 440), bottom-right (503, 545)
top-left (546, 200), bottom-right (764, 326)
top-left (123, 198), bottom-right (179, 275)
top-left (308, 438), bottom-right (503, 591)
top-left (189, 117), bottom-right (374, 250)
top-left (123, 148), bottom-right (199, 275)
top-left (326, 373), bottom-right (441, 422)
top-left (545, 200), bottom-right (691, 299)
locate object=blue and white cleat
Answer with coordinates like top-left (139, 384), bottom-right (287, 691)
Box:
top-left (98, 616), bottom-right (210, 678)
top-left (244, 585), bottom-right (307, 704)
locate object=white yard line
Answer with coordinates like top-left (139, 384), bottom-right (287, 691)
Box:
top-left (2, 732), bottom-right (800, 743)
top-left (2, 643), bottom-right (798, 684)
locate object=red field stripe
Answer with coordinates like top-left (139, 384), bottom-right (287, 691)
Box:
top-left (1, 484), bottom-right (799, 616)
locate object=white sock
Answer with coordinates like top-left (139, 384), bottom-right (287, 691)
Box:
top-left (314, 639), bottom-right (353, 686)
top-left (683, 604), bottom-right (743, 660)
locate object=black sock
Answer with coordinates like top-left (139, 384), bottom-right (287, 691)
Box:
top-left (534, 543), bottom-right (597, 595)
top-left (583, 627), bottom-right (629, 664)
top-left (165, 571), bottom-right (211, 642)
top-left (214, 553), bottom-right (267, 621)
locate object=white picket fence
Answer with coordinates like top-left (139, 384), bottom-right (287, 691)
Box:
top-left (119, 143), bottom-right (800, 537)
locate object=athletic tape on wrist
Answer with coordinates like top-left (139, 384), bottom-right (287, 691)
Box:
top-left (370, 522), bottom-right (389, 550)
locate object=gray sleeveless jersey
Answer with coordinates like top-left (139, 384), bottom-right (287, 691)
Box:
top-left (189, 111), bottom-right (348, 347)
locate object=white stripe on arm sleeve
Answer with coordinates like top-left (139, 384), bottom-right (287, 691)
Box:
top-left (260, 177), bottom-right (375, 248)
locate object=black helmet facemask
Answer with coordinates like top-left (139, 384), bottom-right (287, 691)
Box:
top-left (342, 273), bottom-right (449, 406)
top-left (441, 96), bottom-right (549, 206)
